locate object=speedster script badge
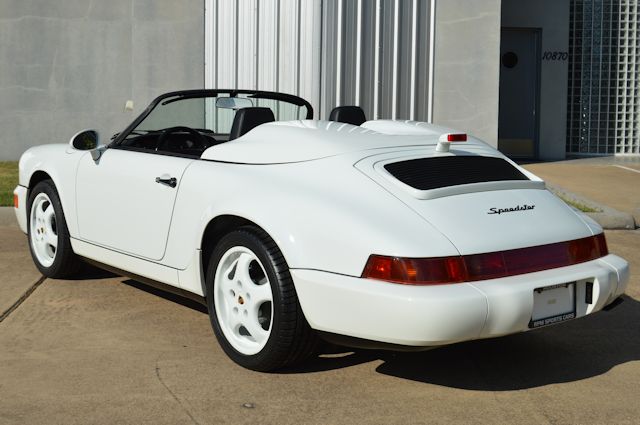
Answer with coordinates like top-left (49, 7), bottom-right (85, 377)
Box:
top-left (488, 204), bottom-right (535, 215)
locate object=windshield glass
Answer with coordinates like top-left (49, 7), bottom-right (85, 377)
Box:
top-left (129, 91), bottom-right (311, 138)
top-left (116, 90), bottom-right (312, 158)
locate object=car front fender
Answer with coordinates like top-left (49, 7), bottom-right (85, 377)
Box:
top-left (18, 144), bottom-right (84, 237)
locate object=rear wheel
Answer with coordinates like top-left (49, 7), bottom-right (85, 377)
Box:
top-left (206, 226), bottom-right (317, 371)
top-left (27, 180), bottom-right (82, 278)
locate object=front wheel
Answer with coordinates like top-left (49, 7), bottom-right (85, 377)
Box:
top-left (206, 226), bottom-right (317, 371)
top-left (27, 180), bottom-right (82, 278)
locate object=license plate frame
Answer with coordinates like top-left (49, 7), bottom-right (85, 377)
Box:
top-left (529, 282), bottom-right (577, 329)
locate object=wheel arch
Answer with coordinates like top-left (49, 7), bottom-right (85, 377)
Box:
top-left (28, 170), bottom-right (54, 195)
top-left (200, 214), bottom-right (290, 296)
top-left (24, 170), bottom-right (67, 227)
top-left (18, 144), bottom-right (83, 237)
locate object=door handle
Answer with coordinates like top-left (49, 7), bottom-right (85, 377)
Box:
top-left (155, 176), bottom-right (177, 188)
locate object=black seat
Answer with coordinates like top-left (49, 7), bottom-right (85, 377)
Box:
top-left (229, 107), bottom-right (275, 140)
top-left (328, 106), bottom-right (366, 126)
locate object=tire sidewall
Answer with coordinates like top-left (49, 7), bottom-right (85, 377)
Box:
top-left (206, 229), bottom-right (288, 369)
top-left (27, 180), bottom-right (72, 277)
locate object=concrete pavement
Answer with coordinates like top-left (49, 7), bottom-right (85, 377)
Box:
top-left (524, 156), bottom-right (640, 225)
top-left (0, 207), bottom-right (18, 227)
top-left (0, 223), bottom-right (42, 316)
top-left (0, 225), bottom-right (639, 424)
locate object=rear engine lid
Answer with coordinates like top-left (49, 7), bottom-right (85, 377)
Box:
top-left (356, 150), bottom-right (593, 255)
top-left (359, 150), bottom-right (545, 201)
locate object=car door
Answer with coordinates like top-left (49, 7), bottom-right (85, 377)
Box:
top-left (75, 147), bottom-right (194, 261)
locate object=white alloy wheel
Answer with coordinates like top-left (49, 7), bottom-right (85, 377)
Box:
top-left (214, 246), bottom-right (274, 355)
top-left (29, 192), bottom-right (58, 268)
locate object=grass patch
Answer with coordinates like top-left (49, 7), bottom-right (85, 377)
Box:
top-left (0, 162), bottom-right (19, 207)
top-left (555, 193), bottom-right (600, 213)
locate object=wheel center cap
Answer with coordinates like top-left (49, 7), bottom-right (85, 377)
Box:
top-left (238, 296), bottom-right (244, 305)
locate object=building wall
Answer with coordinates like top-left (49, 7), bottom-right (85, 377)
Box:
top-left (567, 0), bottom-right (640, 155)
top-left (205, 0), bottom-right (436, 121)
top-left (206, 0), bottom-right (506, 142)
top-left (502, 0), bottom-right (570, 160)
top-left (2, 0), bottom-right (509, 159)
top-left (0, 0), bottom-right (204, 161)
top-left (205, 0), bottom-right (322, 116)
top-left (320, 0), bottom-right (435, 121)
top-left (433, 0), bottom-right (502, 146)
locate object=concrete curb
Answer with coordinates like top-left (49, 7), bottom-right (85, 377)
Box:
top-left (547, 183), bottom-right (636, 230)
top-left (0, 207), bottom-right (17, 227)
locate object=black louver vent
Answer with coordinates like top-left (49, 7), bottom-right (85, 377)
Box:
top-left (384, 156), bottom-right (529, 191)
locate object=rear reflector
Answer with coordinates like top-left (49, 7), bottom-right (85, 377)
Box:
top-left (362, 234), bottom-right (609, 285)
top-left (447, 133), bottom-right (467, 142)
top-left (13, 193), bottom-right (18, 209)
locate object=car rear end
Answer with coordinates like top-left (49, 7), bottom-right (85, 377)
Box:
top-left (293, 133), bottom-right (629, 347)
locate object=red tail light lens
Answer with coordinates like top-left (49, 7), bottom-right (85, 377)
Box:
top-left (362, 256), bottom-right (466, 285)
top-left (593, 233), bottom-right (609, 257)
top-left (464, 252), bottom-right (505, 281)
top-left (362, 234), bottom-right (609, 285)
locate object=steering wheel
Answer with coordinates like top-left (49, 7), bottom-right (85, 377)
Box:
top-left (156, 126), bottom-right (209, 152)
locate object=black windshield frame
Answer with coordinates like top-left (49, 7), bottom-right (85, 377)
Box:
top-left (110, 89), bottom-right (314, 147)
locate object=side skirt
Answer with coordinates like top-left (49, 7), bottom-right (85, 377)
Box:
top-left (82, 258), bottom-right (208, 307)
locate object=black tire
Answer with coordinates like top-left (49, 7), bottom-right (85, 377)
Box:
top-left (27, 180), bottom-right (83, 278)
top-left (206, 226), bottom-right (318, 371)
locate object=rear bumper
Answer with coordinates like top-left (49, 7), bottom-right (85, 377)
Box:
top-left (291, 254), bottom-right (629, 347)
top-left (13, 185), bottom-right (28, 233)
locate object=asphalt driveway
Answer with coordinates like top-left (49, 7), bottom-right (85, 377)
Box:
top-left (1, 222), bottom-right (639, 425)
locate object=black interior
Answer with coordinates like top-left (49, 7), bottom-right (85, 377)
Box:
top-left (119, 106), bottom-right (278, 157)
top-left (118, 103), bottom-right (366, 157)
top-left (120, 129), bottom-right (225, 157)
top-left (229, 107), bottom-right (276, 140)
top-left (112, 89), bottom-right (314, 158)
top-left (329, 106), bottom-right (366, 126)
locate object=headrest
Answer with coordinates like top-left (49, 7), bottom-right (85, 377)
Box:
top-left (229, 107), bottom-right (275, 140)
top-left (328, 106), bottom-right (366, 126)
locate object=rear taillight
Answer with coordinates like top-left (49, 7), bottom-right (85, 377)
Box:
top-left (362, 256), bottom-right (466, 285)
top-left (362, 234), bottom-right (609, 285)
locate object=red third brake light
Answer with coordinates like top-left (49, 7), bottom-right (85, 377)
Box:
top-left (362, 234), bottom-right (609, 285)
top-left (447, 133), bottom-right (467, 142)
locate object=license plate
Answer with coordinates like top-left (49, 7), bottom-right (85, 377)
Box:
top-left (529, 282), bottom-right (576, 329)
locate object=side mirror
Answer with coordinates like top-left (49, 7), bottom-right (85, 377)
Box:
top-left (69, 129), bottom-right (104, 161)
top-left (70, 129), bottom-right (99, 150)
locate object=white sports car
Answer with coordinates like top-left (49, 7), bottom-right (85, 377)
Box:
top-left (14, 89), bottom-right (629, 371)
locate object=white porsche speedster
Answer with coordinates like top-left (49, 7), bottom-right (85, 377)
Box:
top-left (14, 90), bottom-right (629, 371)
